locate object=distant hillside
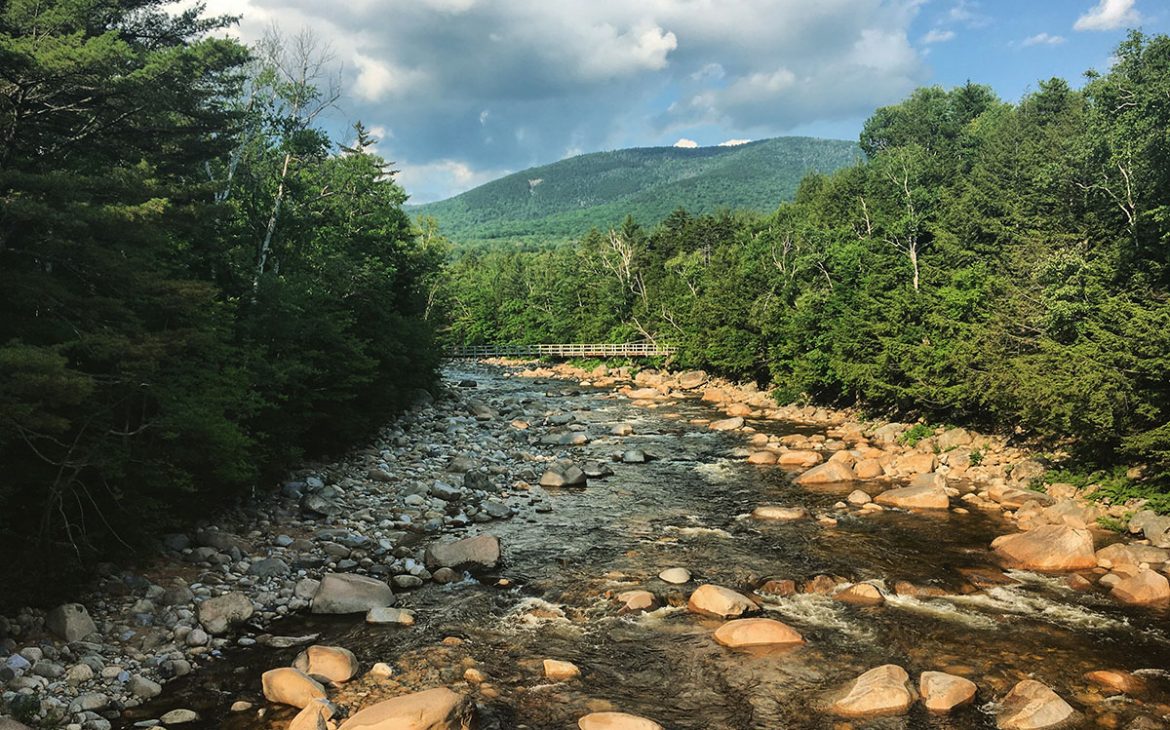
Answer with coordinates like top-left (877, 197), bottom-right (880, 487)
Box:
top-left (410, 136), bottom-right (861, 248)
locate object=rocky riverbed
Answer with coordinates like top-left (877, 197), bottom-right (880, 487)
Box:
top-left (2, 361), bottom-right (1169, 730)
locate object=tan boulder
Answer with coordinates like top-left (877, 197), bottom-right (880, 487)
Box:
top-left (712, 618), bottom-right (803, 647)
top-left (1084, 669), bottom-right (1147, 695)
top-left (853, 459), bottom-right (885, 479)
top-left (1110, 570), bottom-right (1170, 606)
top-left (834, 583), bottom-right (885, 606)
top-left (991, 525), bottom-right (1096, 571)
top-left (658, 568), bottom-right (691, 584)
top-left (747, 450), bottom-right (778, 465)
top-left (919, 671), bottom-right (977, 713)
top-left (725, 403), bottom-right (753, 417)
top-left (289, 699), bottom-right (335, 730)
top-left (795, 461), bottom-right (855, 485)
top-left (847, 490), bottom-right (873, 505)
top-left (829, 664), bottom-right (915, 718)
top-left (293, 645), bottom-right (360, 683)
top-left (875, 484), bottom-right (950, 510)
top-left (996, 679), bottom-right (1076, 730)
top-left (578, 712), bottom-right (663, 730)
top-left (687, 584), bottom-right (758, 618)
top-left (676, 370), bottom-right (708, 389)
top-left (751, 505), bottom-right (809, 521)
top-left (626, 387), bottom-right (662, 400)
top-left (543, 659), bottom-right (581, 681)
top-left (778, 450), bottom-right (823, 468)
top-left (896, 452), bottom-right (936, 475)
top-left (337, 688), bottom-right (475, 730)
top-left (617, 590), bottom-right (657, 613)
top-left (261, 668), bottom-right (326, 709)
top-left (710, 416), bottom-right (744, 431)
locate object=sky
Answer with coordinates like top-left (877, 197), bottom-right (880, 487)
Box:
top-left (194, 0), bottom-right (1168, 203)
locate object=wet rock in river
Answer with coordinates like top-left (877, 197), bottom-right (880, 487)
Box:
top-left (777, 450), bottom-right (822, 468)
top-left (578, 712), bottom-right (664, 730)
top-left (829, 664), bottom-right (915, 718)
top-left (617, 590), bottom-right (657, 613)
top-left (834, 583), bottom-right (885, 607)
top-left (991, 525), bottom-right (1096, 571)
top-left (543, 659), bottom-right (581, 681)
top-left (875, 484), bottom-right (950, 510)
top-left (159, 709), bottom-right (199, 724)
top-left (747, 450), bottom-right (779, 465)
top-left (366, 607), bottom-right (416, 625)
top-left (712, 618), bottom-right (803, 647)
top-left (45, 603), bottom-right (97, 642)
top-left (919, 671), bottom-right (977, 713)
top-left (658, 567), bottom-right (691, 584)
top-left (424, 534), bottom-right (500, 571)
top-left (337, 687), bottom-right (475, 730)
top-left (996, 679), bottom-right (1077, 730)
top-left (847, 489), bottom-right (873, 505)
top-left (687, 584), bottom-right (758, 618)
top-left (289, 699), bottom-right (336, 730)
top-left (751, 505), bottom-right (809, 521)
top-left (794, 461), bottom-right (855, 485)
top-left (709, 416), bottom-right (744, 431)
top-left (0, 718), bottom-right (32, 730)
top-left (1110, 569), bottom-right (1170, 606)
top-left (1085, 669), bottom-right (1147, 696)
top-left (197, 592), bottom-right (254, 635)
top-left (261, 667), bottom-right (327, 709)
top-left (853, 458), bottom-right (885, 479)
top-left (293, 645), bottom-right (360, 683)
top-left (311, 573), bottom-right (395, 614)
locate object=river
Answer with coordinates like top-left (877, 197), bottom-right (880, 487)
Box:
top-left (123, 364), bottom-right (1170, 730)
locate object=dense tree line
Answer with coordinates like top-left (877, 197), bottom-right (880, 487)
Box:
top-left (447, 32), bottom-right (1170, 489)
top-left (0, 0), bottom-right (444, 598)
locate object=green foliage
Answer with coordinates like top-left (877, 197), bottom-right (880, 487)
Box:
top-left (969, 450), bottom-right (984, 467)
top-left (1096, 515), bottom-right (1127, 532)
top-left (412, 138), bottom-right (861, 249)
top-left (441, 33), bottom-right (1170, 495)
top-left (0, 4), bottom-right (445, 605)
top-left (900, 424), bottom-right (934, 447)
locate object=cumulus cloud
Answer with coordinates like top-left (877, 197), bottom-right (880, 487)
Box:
top-left (1074, 0), bottom-right (1140, 31)
top-left (1021, 32), bottom-right (1066, 47)
top-left (197, 0), bottom-right (931, 200)
top-left (719, 139), bottom-right (752, 146)
top-left (674, 138), bottom-right (699, 148)
top-left (921, 29), bottom-right (956, 44)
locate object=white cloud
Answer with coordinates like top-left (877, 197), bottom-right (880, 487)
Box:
top-left (921, 29), bottom-right (956, 44)
top-left (1021, 32), bottom-right (1066, 47)
top-left (673, 138), bottom-right (699, 148)
top-left (353, 53), bottom-right (427, 101)
top-left (396, 159), bottom-right (509, 203)
top-left (718, 139), bottom-right (752, 146)
top-left (1074, 0), bottom-right (1140, 31)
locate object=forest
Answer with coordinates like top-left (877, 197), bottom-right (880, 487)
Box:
top-left (446, 32), bottom-right (1170, 495)
top-left (0, 1), bottom-right (446, 593)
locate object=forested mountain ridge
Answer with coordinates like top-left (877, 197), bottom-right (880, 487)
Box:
top-left (446, 32), bottom-right (1170, 497)
top-left (412, 137), bottom-right (860, 248)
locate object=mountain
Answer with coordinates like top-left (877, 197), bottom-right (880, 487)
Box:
top-left (410, 136), bottom-right (862, 248)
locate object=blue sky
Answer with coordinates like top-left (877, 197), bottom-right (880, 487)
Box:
top-left (199, 0), bottom-right (1166, 202)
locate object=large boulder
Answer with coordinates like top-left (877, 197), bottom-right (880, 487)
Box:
top-left (0, 719), bottom-right (33, 730)
top-left (1110, 570), bottom-right (1170, 606)
top-left (875, 484), bottom-right (950, 510)
top-left (991, 525), bottom-right (1096, 571)
top-left (676, 370), bottom-right (709, 389)
top-left (829, 664), bottom-right (915, 718)
top-left (289, 700), bottom-right (336, 730)
top-left (424, 534), bottom-right (500, 571)
top-left (45, 603), bottom-right (98, 642)
top-left (996, 679), bottom-right (1076, 730)
top-left (197, 593), bottom-right (254, 635)
top-left (294, 646), bottom-right (360, 683)
top-left (778, 450), bottom-right (823, 468)
top-left (709, 416), bottom-right (744, 432)
top-left (337, 687), bottom-right (475, 730)
top-left (795, 461), bottom-right (855, 485)
top-left (919, 671), bottom-right (977, 713)
top-left (578, 712), bottom-right (664, 730)
top-left (261, 668), bottom-right (327, 709)
top-left (712, 618), bottom-right (803, 647)
top-left (687, 584), bottom-right (758, 619)
top-left (311, 574), bottom-right (395, 614)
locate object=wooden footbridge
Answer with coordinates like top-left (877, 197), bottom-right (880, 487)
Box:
top-left (448, 342), bottom-right (677, 359)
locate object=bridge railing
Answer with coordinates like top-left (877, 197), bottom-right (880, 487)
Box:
top-left (448, 342), bottom-right (677, 359)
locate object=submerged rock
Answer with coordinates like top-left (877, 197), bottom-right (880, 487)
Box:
top-left (751, 505), bottom-right (809, 521)
top-left (919, 671), bottom-right (977, 713)
top-left (424, 534), bottom-right (501, 571)
top-left (543, 659), bottom-right (581, 681)
top-left (578, 712), bottom-right (664, 730)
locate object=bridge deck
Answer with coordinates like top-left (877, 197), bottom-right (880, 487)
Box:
top-left (448, 343), bottom-right (676, 359)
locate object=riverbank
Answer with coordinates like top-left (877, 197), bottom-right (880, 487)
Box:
top-left (2, 361), bottom-right (1169, 730)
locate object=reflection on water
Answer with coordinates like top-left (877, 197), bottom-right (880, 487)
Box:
top-left (124, 368), bottom-right (1170, 730)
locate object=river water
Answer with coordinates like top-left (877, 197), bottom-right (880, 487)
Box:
top-left (125, 366), bottom-right (1170, 729)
